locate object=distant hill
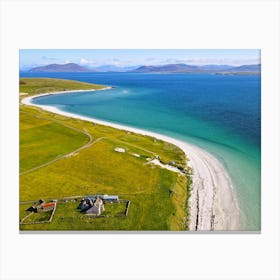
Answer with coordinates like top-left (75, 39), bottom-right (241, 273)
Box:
top-left (132, 64), bottom-right (199, 73)
top-left (198, 64), bottom-right (233, 71)
top-left (29, 63), bottom-right (91, 72)
top-left (27, 62), bottom-right (261, 74)
top-left (226, 64), bottom-right (261, 72)
top-left (130, 63), bottom-right (261, 74)
top-left (28, 63), bottom-right (139, 73)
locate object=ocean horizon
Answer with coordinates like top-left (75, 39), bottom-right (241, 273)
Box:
top-left (21, 72), bottom-right (261, 230)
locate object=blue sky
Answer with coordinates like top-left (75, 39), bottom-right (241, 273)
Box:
top-left (20, 49), bottom-right (260, 69)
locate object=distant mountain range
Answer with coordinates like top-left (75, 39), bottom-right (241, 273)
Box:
top-left (29, 63), bottom-right (90, 72)
top-left (28, 63), bottom-right (141, 73)
top-left (27, 63), bottom-right (261, 74)
top-left (226, 64), bottom-right (261, 72)
top-left (131, 64), bottom-right (261, 73)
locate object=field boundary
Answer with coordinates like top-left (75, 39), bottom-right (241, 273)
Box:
top-left (84, 200), bottom-right (131, 219)
top-left (20, 204), bottom-right (57, 225)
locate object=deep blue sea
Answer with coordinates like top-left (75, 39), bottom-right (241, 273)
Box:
top-left (21, 72), bottom-right (261, 230)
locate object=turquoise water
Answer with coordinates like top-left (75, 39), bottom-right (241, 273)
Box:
top-left (23, 72), bottom-right (261, 230)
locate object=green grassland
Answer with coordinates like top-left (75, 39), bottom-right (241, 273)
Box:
top-left (20, 111), bottom-right (89, 173)
top-left (20, 210), bottom-right (52, 224)
top-left (20, 78), bottom-right (190, 230)
top-left (20, 78), bottom-right (105, 96)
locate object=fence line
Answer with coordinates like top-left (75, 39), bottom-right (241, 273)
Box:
top-left (20, 212), bottom-right (34, 223)
top-left (124, 201), bottom-right (131, 217)
top-left (48, 204), bottom-right (57, 222)
top-left (20, 205), bottom-right (56, 225)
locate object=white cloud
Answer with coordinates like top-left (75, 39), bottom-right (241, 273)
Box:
top-left (80, 58), bottom-right (89, 64)
top-left (79, 58), bottom-right (99, 66)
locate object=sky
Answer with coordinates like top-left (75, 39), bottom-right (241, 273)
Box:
top-left (19, 49), bottom-right (260, 69)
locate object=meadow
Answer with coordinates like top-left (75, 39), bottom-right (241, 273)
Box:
top-left (20, 78), bottom-right (190, 230)
top-left (20, 77), bottom-right (105, 95)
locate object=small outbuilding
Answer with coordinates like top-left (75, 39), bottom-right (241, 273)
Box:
top-left (39, 202), bottom-right (56, 212)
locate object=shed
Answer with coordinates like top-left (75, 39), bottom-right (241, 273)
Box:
top-left (40, 202), bottom-right (56, 212)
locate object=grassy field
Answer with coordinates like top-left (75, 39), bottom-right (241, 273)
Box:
top-left (19, 78), bottom-right (190, 230)
top-left (20, 209), bottom-right (52, 224)
top-left (20, 78), bottom-right (105, 96)
top-left (20, 111), bottom-right (89, 173)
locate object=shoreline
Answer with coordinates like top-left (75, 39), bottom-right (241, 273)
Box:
top-left (21, 86), bottom-right (113, 101)
top-left (21, 89), bottom-right (241, 231)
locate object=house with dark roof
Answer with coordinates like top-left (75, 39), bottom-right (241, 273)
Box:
top-left (79, 196), bottom-right (105, 216)
top-left (85, 205), bottom-right (100, 215)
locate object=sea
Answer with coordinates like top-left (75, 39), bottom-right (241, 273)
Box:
top-left (20, 72), bottom-right (261, 230)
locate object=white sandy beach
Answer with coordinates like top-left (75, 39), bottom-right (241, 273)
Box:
top-left (20, 86), bottom-right (112, 100)
top-left (21, 89), bottom-right (241, 231)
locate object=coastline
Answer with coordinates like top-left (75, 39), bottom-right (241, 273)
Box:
top-left (21, 89), bottom-right (241, 231)
top-left (21, 86), bottom-right (113, 100)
